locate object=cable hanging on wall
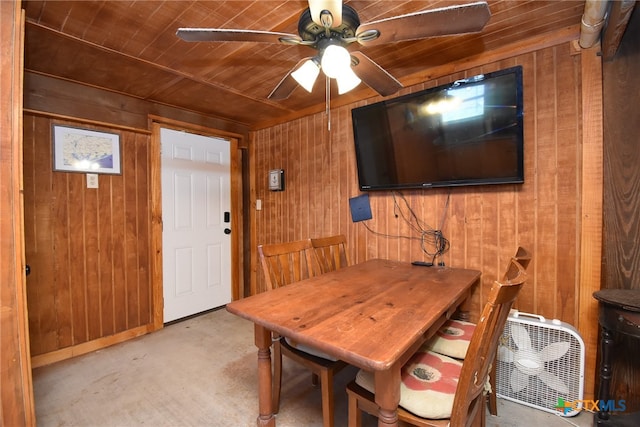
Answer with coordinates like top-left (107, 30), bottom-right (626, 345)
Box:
top-left (362, 191), bottom-right (451, 264)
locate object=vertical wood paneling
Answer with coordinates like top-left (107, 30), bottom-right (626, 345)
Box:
top-left (98, 174), bottom-right (115, 336)
top-left (124, 136), bottom-right (138, 328)
top-left (85, 171), bottom-right (101, 341)
top-left (24, 115), bottom-right (153, 358)
top-left (481, 189), bottom-right (499, 278)
top-left (51, 133), bottom-right (74, 349)
top-left (514, 52), bottom-right (538, 314)
top-left (252, 42), bottom-right (591, 363)
top-left (136, 134), bottom-right (151, 325)
top-left (555, 43), bottom-right (580, 323)
top-left (494, 57), bottom-right (520, 288)
top-left (336, 106), bottom-right (351, 235)
top-left (534, 46), bottom-right (560, 319)
top-left (579, 45), bottom-right (604, 400)
top-left (24, 115), bottom-right (59, 353)
top-left (67, 173), bottom-right (88, 343)
top-left (287, 122), bottom-right (299, 240)
top-left (602, 8), bottom-right (640, 409)
top-left (112, 155), bottom-right (127, 333)
top-left (464, 190), bottom-right (485, 315)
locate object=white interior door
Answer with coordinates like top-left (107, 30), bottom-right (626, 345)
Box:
top-left (161, 128), bottom-right (232, 323)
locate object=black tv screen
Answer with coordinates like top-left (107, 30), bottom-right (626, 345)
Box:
top-left (351, 66), bottom-right (524, 190)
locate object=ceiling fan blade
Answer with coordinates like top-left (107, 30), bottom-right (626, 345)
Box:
top-left (176, 28), bottom-right (301, 44)
top-left (356, 1), bottom-right (491, 46)
top-left (308, 0), bottom-right (342, 27)
top-left (268, 58), bottom-right (315, 100)
top-left (351, 51), bottom-right (402, 97)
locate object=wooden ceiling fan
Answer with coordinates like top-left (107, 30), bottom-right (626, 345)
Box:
top-left (177, 1), bottom-right (491, 100)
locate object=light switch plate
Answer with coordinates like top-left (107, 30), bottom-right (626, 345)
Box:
top-left (87, 173), bottom-right (99, 188)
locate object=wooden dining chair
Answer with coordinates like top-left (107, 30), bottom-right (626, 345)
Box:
top-left (258, 239), bottom-right (348, 427)
top-left (489, 246), bottom-right (531, 414)
top-left (258, 239), bottom-right (319, 291)
top-left (506, 246), bottom-right (532, 279)
top-left (423, 246), bottom-right (532, 416)
top-left (346, 257), bottom-right (528, 427)
top-left (311, 234), bottom-right (351, 274)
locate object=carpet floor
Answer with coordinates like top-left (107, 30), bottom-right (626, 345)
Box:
top-left (33, 308), bottom-right (594, 427)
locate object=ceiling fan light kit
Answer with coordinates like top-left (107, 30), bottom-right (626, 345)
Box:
top-left (291, 59), bottom-right (320, 92)
top-left (176, 1), bottom-right (491, 100)
top-left (320, 44), bottom-right (350, 78)
top-left (291, 45), bottom-right (362, 95)
top-left (336, 67), bottom-right (361, 95)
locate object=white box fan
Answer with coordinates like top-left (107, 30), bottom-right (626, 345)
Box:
top-left (496, 310), bottom-right (585, 416)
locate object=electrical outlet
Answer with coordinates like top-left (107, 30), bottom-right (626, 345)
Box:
top-left (86, 174), bottom-right (99, 188)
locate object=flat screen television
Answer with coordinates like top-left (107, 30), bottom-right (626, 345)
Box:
top-left (351, 66), bottom-right (524, 191)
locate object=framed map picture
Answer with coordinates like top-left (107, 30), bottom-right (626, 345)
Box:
top-left (52, 125), bottom-right (121, 174)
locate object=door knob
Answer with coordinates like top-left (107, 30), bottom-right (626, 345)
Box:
top-left (25, 264), bottom-right (31, 276)
top-left (224, 228), bottom-right (231, 235)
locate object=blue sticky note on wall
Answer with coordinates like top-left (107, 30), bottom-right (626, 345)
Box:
top-left (349, 194), bottom-right (373, 222)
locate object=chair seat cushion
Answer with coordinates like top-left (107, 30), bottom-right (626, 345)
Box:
top-left (355, 350), bottom-right (462, 419)
top-left (422, 319), bottom-right (476, 359)
top-left (284, 337), bottom-right (338, 361)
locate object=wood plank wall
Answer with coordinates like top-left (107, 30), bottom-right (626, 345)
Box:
top-left (22, 73), bottom-right (249, 366)
top-left (23, 115), bottom-right (154, 363)
top-left (252, 42), bottom-right (602, 393)
top-left (602, 9), bottom-right (640, 411)
top-left (253, 42), bottom-right (581, 319)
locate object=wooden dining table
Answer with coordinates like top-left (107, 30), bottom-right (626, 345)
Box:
top-left (226, 258), bottom-right (481, 427)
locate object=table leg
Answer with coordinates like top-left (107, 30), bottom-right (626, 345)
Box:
top-left (255, 324), bottom-right (275, 427)
top-left (374, 366), bottom-right (401, 427)
top-left (457, 288), bottom-right (473, 322)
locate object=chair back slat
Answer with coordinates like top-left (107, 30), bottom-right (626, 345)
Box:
top-left (502, 246), bottom-right (532, 281)
top-left (258, 239), bottom-right (319, 291)
top-left (450, 258), bottom-right (528, 426)
top-left (311, 235), bottom-right (351, 274)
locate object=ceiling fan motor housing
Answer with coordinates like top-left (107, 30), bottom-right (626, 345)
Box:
top-left (297, 5), bottom-right (360, 48)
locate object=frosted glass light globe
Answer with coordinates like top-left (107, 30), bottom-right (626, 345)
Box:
top-left (292, 59), bottom-right (320, 92)
top-left (321, 45), bottom-right (351, 79)
top-left (337, 67), bottom-right (361, 94)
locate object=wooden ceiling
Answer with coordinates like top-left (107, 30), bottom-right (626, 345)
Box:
top-left (23, 1), bottom-right (588, 130)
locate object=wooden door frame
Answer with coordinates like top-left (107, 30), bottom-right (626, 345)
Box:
top-left (1, 4), bottom-right (36, 425)
top-left (149, 116), bottom-right (244, 330)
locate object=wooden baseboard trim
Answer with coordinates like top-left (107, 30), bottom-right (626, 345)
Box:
top-left (30, 324), bottom-right (154, 369)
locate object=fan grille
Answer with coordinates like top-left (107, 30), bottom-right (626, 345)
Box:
top-left (496, 313), bottom-right (585, 417)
